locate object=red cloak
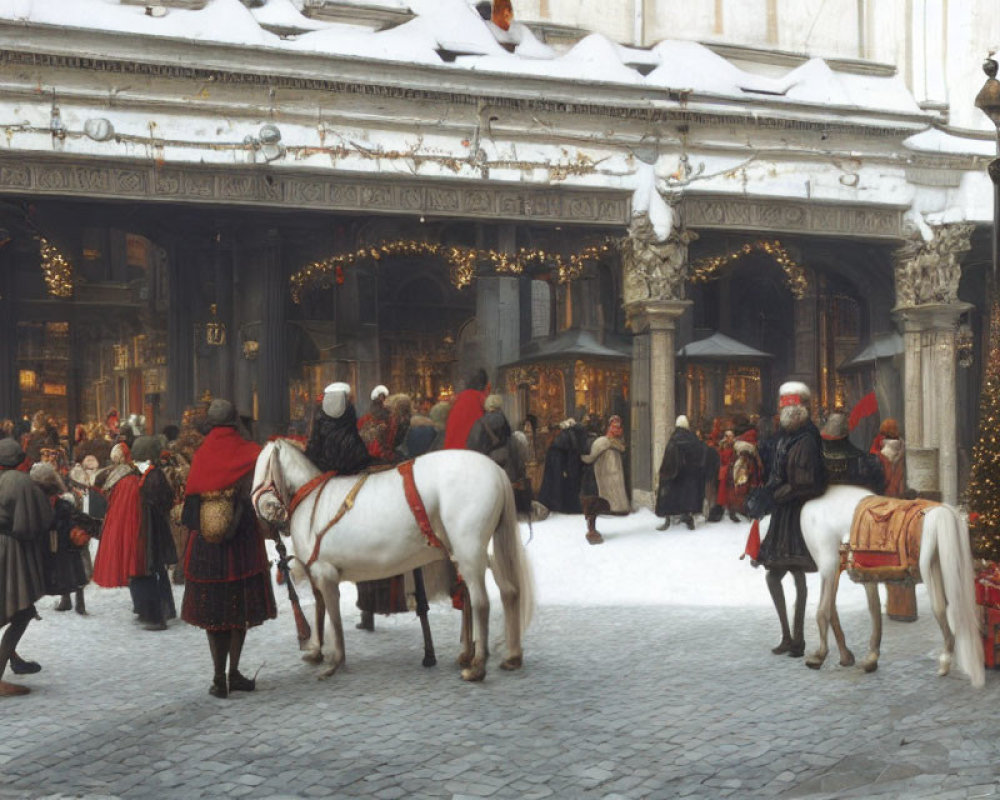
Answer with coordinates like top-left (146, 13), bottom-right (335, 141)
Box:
top-left (443, 388), bottom-right (486, 450)
top-left (185, 427), bottom-right (262, 496)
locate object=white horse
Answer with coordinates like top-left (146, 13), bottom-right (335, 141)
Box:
top-left (252, 439), bottom-right (534, 681)
top-left (798, 484), bottom-right (984, 687)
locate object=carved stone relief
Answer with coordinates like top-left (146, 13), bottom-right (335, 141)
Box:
top-left (621, 212), bottom-right (698, 306)
top-left (893, 222), bottom-right (975, 307)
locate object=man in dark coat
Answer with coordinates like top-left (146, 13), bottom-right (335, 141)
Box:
top-left (466, 395), bottom-right (518, 480)
top-left (820, 411), bottom-right (885, 493)
top-left (305, 382), bottom-right (372, 475)
top-left (755, 382), bottom-right (827, 658)
top-left (0, 439), bottom-right (52, 696)
top-left (655, 415), bottom-right (706, 531)
top-left (538, 418), bottom-right (587, 514)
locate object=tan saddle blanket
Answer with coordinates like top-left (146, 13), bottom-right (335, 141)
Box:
top-left (846, 496), bottom-right (936, 581)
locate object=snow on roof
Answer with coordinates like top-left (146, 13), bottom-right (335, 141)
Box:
top-left (0, 0), bottom-right (927, 118)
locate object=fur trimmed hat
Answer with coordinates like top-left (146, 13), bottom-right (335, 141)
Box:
top-left (322, 382), bottom-right (351, 419)
top-left (370, 385), bottom-right (389, 402)
top-left (675, 415), bottom-right (689, 430)
top-left (778, 381), bottom-right (811, 407)
top-left (484, 394), bottom-right (504, 413)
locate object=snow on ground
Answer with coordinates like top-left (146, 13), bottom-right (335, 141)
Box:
top-left (516, 507), bottom-right (877, 612)
top-left (261, 507), bottom-right (890, 621)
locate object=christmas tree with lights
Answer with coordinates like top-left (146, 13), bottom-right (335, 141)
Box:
top-left (968, 302), bottom-right (1000, 562)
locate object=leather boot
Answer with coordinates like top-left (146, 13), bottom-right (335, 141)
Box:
top-left (74, 589), bottom-right (87, 616)
top-left (9, 653), bottom-right (41, 675)
top-left (356, 610), bottom-right (375, 631)
top-left (682, 514), bottom-right (695, 531)
top-left (54, 594), bottom-right (72, 612)
top-left (209, 674), bottom-right (228, 698)
top-left (656, 518), bottom-right (670, 531)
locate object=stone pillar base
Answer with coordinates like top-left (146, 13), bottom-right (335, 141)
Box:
top-left (906, 447), bottom-right (939, 494)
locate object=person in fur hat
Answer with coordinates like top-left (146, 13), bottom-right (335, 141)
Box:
top-left (754, 381), bottom-right (827, 658)
top-left (305, 383), bottom-right (371, 476)
top-left (357, 384), bottom-right (397, 463)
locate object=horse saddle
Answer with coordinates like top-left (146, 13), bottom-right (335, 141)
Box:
top-left (843, 496), bottom-right (936, 583)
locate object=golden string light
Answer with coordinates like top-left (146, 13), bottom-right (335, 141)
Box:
top-left (39, 237), bottom-right (75, 298)
top-left (289, 238), bottom-right (613, 303)
top-left (968, 300), bottom-right (1000, 563)
top-left (690, 240), bottom-right (808, 298)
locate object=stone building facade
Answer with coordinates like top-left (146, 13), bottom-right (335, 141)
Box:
top-left (0, 0), bottom-right (996, 507)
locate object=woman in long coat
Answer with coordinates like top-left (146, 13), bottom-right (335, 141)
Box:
top-left (181, 399), bottom-right (276, 699)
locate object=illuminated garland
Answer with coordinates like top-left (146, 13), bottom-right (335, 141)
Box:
top-left (290, 239), bottom-right (612, 303)
top-left (689, 240), bottom-right (807, 299)
top-left (39, 237), bottom-right (74, 298)
top-left (968, 300), bottom-right (1000, 562)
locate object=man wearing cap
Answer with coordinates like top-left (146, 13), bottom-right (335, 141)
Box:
top-left (821, 411), bottom-right (885, 493)
top-left (305, 383), bottom-right (371, 476)
top-left (756, 382), bottom-right (827, 658)
top-left (0, 439), bottom-right (52, 696)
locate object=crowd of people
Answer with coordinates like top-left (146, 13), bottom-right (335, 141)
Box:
top-left (0, 401), bottom-right (275, 698)
top-left (1, 369), bottom-right (909, 697)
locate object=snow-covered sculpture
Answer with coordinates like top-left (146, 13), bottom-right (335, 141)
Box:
top-left (894, 222), bottom-right (974, 306)
top-left (621, 212), bottom-right (698, 306)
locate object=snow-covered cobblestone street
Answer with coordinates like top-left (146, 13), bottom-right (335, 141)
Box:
top-left (3, 512), bottom-right (1000, 799)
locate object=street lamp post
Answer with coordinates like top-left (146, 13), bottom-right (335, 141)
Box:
top-left (975, 55), bottom-right (1000, 280)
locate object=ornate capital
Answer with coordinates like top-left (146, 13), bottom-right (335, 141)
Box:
top-left (621, 212), bottom-right (698, 308)
top-left (893, 222), bottom-right (975, 307)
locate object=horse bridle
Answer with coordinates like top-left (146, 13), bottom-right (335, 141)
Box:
top-left (251, 443), bottom-right (289, 526)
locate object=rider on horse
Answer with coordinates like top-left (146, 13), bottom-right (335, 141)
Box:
top-left (305, 382), bottom-right (372, 476)
top-left (755, 382), bottom-right (828, 658)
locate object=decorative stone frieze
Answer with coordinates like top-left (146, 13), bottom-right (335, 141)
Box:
top-left (0, 153), bottom-right (631, 227)
top-left (621, 212), bottom-right (698, 307)
top-left (893, 222), bottom-right (975, 307)
top-left (683, 195), bottom-right (905, 240)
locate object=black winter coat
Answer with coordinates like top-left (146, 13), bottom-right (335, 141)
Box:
top-left (538, 425), bottom-right (587, 514)
top-left (757, 420), bottom-right (827, 572)
top-left (655, 428), bottom-right (707, 516)
top-left (305, 406), bottom-right (372, 475)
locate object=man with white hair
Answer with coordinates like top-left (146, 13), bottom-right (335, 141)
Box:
top-left (305, 382), bottom-right (371, 475)
top-left (655, 415), bottom-right (707, 531)
top-left (755, 381), bottom-right (827, 658)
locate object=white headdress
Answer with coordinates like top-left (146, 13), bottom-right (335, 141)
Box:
top-left (322, 382), bottom-right (351, 419)
top-left (371, 384), bottom-right (389, 402)
top-left (778, 381), bottom-right (811, 406)
top-left (675, 415), bottom-right (689, 430)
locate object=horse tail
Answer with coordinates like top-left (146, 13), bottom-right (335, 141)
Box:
top-left (491, 474), bottom-right (535, 634)
top-left (933, 505), bottom-right (984, 688)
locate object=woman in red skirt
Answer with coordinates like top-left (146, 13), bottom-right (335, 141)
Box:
top-left (181, 399), bottom-right (276, 698)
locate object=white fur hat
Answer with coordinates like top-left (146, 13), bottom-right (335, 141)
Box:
top-left (675, 415), bottom-right (689, 430)
top-left (559, 417), bottom-right (577, 429)
top-left (322, 382), bottom-right (351, 419)
top-left (778, 381), bottom-right (811, 405)
top-left (370, 384), bottom-right (389, 402)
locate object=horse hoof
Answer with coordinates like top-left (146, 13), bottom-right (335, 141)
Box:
top-left (302, 651), bottom-right (323, 664)
top-left (500, 656), bottom-right (523, 671)
top-left (862, 660), bottom-right (878, 673)
top-left (839, 654), bottom-right (856, 668)
top-left (457, 653), bottom-right (473, 668)
top-left (804, 657), bottom-right (823, 670)
top-left (461, 666), bottom-right (486, 682)
top-left (318, 666), bottom-right (339, 680)
top-left (422, 656), bottom-right (437, 668)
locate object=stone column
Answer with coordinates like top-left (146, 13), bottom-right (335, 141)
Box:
top-left (892, 222), bottom-right (975, 504)
top-left (0, 241), bottom-right (17, 418)
top-left (166, 240), bottom-right (195, 425)
top-left (257, 229), bottom-right (288, 441)
top-left (621, 211), bottom-right (697, 507)
top-left (628, 299), bottom-right (690, 500)
top-left (892, 302), bottom-right (970, 504)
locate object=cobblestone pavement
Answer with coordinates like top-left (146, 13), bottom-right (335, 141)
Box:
top-left (2, 582), bottom-right (1000, 800)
